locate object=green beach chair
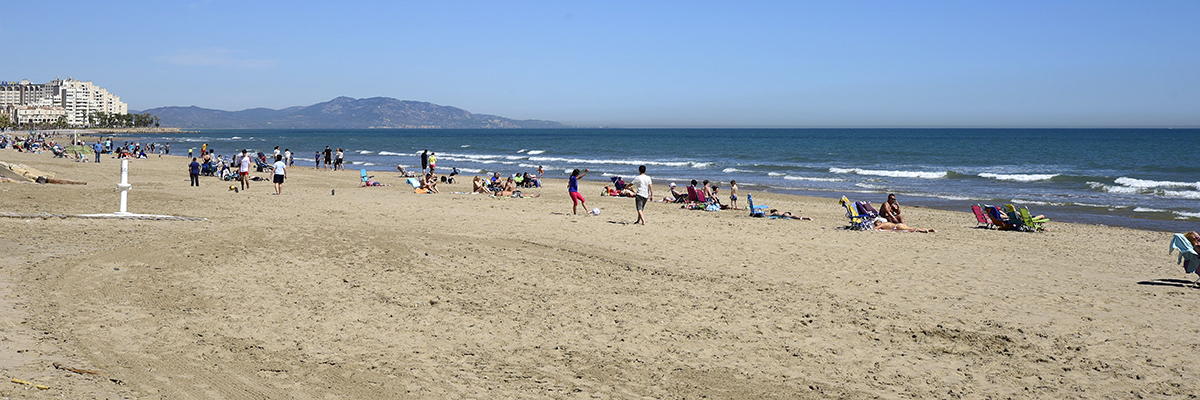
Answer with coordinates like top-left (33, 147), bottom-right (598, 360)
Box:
top-left (1018, 207), bottom-right (1050, 231)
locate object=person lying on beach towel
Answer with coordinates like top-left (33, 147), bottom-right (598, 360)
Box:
top-left (872, 217), bottom-right (934, 233)
top-left (768, 209), bottom-right (812, 220)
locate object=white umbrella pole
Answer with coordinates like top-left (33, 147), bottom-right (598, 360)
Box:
top-left (116, 159), bottom-right (132, 215)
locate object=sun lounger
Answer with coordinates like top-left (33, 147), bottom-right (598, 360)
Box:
top-left (1169, 233), bottom-right (1200, 286)
top-left (985, 205), bottom-right (1019, 230)
top-left (1017, 206), bottom-right (1049, 231)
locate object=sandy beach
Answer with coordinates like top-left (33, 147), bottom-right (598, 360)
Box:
top-left (0, 149), bottom-right (1196, 399)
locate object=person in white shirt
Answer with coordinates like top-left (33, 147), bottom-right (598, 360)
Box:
top-left (631, 165), bottom-right (653, 225)
top-left (272, 146), bottom-right (281, 160)
top-left (271, 155), bottom-right (287, 195)
top-left (238, 150), bottom-right (252, 191)
top-left (284, 148), bottom-right (293, 166)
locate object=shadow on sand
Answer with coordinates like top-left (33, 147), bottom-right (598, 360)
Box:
top-left (1137, 278), bottom-right (1200, 289)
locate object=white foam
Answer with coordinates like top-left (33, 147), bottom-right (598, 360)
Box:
top-left (1163, 190), bottom-right (1200, 199)
top-left (457, 168), bottom-right (483, 173)
top-left (722, 167), bottom-right (749, 173)
top-left (1011, 198), bottom-right (1053, 206)
top-left (378, 151), bottom-right (405, 156)
top-left (362, 162), bottom-right (377, 166)
top-left (854, 183), bottom-right (884, 189)
top-left (517, 149), bottom-right (527, 153)
top-left (526, 150), bottom-right (545, 155)
top-left (1114, 177), bottom-right (1200, 190)
top-left (1087, 182), bottom-right (1141, 194)
top-left (1175, 211), bottom-right (1200, 219)
top-left (528, 156), bottom-right (703, 168)
top-left (460, 145), bottom-right (470, 148)
top-left (829, 167), bottom-right (947, 179)
top-left (357, 150), bottom-right (374, 155)
top-left (979, 173), bottom-right (1059, 182)
top-left (230, 136), bottom-right (242, 139)
top-left (767, 172), bottom-right (786, 176)
top-left (1133, 207), bottom-right (1167, 213)
top-left (783, 175), bottom-right (843, 182)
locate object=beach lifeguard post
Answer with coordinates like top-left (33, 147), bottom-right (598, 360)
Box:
top-left (79, 158), bottom-right (202, 220)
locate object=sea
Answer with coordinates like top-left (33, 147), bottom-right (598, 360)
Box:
top-left (119, 128), bottom-right (1200, 232)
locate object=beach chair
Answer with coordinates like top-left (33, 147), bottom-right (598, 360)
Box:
top-left (1169, 233), bottom-right (1200, 286)
top-left (1017, 207), bottom-right (1050, 231)
top-left (839, 196), bottom-right (875, 230)
top-left (1003, 204), bottom-right (1032, 232)
top-left (747, 194), bottom-right (769, 217)
top-left (855, 201), bottom-right (879, 219)
top-left (971, 205), bottom-right (994, 228)
top-left (986, 205), bottom-right (1021, 231)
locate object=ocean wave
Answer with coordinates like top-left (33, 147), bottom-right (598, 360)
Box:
top-left (1175, 211), bottom-right (1200, 219)
top-left (1071, 202), bottom-right (1128, 209)
top-left (362, 162), bottom-right (377, 166)
top-left (526, 150), bottom-right (545, 155)
top-left (767, 172), bottom-right (786, 176)
top-left (854, 183), bottom-right (884, 189)
top-left (1087, 182), bottom-right (1141, 195)
top-left (979, 173), bottom-right (1059, 182)
top-left (722, 168), bottom-right (751, 173)
top-left (1114, 177), bottom-right (1200, 190)
top-left (783, 175), bottom-right (843, 182)
top-left (230, 136), bottom-right (242, 139)
top-left (378, 151), bottom-right (406, 156)
top-left (1011, 198), bottom-right (1057, 206)
top-left (1163, 190), bottom-right (1200, 199)
top-left (458, 168), bottom-right (483, 173)
top-left (460, 145), bottom-right (470, 148)
top-left (528, 156), bottom-right (711, 169)
top-left (829, 167), bottom-right (947, 179)
top-left (1133, 207), bottom-right (1167, 213)
top-left (517, 149), bottom-right (527, 153)
top-left (357, 150), bottom-right (374, 155)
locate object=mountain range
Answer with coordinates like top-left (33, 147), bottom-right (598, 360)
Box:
top-left (139, 97), bottom-right (564, 129)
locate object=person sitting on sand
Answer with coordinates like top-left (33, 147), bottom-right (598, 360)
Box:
top-left (768, 209), bottom-right (812, 220)
top-left (602, 186), bottom-right (619, 196)
top-left (421, 173), bottom-right (439, 193)
top-left (472, 176), bottom-right (490, 194)
top-left (663, 182), bottom-right (688, 203)
top-left (879, 193), bottom-right (904, 224)
top-left (872, 217), bottom-right (933, 233)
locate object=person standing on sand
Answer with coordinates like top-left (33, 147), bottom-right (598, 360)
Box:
top-left (631, 165), bottom-right (653, 225)
top-left (92, 141), bottom-right (103, 163)
top-left (428, 152), bottom-right (437, 173)
top-left (568, 168), bottom-right (589, 215)
top-left (729, 180), bottom-right (739, 209)
top-left (314, 151), bottom-right (322, 169)
top-left (323, 146), bottom-right (333, 169)
top-left (273, 146), bottom-right (280, 161)
top-left (272, 155), bottom-right (287, 195)
top-left (420, 150), bottom-right (429, 173)
top-left (239, 150), bottom-right (252, 191)
top-left (189, 157), bottom-right (201, 187)
top-left (285, 148), bottom-right (293, 166)
top-left (335, 148), bottom-right (345, 171)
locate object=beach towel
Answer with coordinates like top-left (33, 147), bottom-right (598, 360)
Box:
top-left (1170, 233), bottom-right (1200, 274)
top-left (405, 177), bottom-right (421, 188)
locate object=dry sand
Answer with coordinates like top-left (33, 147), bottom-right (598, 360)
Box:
top-left (0, 149), bottom-right (1196, 399)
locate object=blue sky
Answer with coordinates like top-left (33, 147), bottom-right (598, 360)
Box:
top-left (2, 1), bottom-right (1197, 127)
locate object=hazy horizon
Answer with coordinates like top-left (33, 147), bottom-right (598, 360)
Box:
top-left (5, 1), bottom-right (1198, 127)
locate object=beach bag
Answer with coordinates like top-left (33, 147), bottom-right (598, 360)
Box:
top-left (705, 203), bottom-right (721, 212)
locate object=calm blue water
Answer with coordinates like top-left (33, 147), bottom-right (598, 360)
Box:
top-left (123, 128), bottom-right (1200, 232)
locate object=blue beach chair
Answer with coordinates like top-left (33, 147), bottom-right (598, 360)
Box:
top-left (747, 194), bottom-right (770, 217)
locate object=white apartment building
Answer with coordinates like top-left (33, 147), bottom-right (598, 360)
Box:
top-left (3, 105), bottom-right (67, 125)
top-left (0, 78), bottom-right (128, 126)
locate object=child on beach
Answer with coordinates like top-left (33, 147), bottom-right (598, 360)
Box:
top-left (272, 155), bottom-right (287, 195)
top-left (729, 180), bottom-right (739, 209)
top-left (568, 168), bottom-right (589, 215)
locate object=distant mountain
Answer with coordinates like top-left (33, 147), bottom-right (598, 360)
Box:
top-left (141, 97), bottom-right (564, 129)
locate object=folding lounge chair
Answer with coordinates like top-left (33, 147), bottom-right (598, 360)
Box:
top-left (1018, 207), bottom-right (1050, 231)
top-left (971, 204), bottom-right (994, 228)
top-left (747, 194), bottom-right (769, 217)
top-left (985, 205), bottom-right (1017, 230)
top-left (1004, 204), bottom-right (1031, 232)
top-left (839, 196), bottom-right (875, 230)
